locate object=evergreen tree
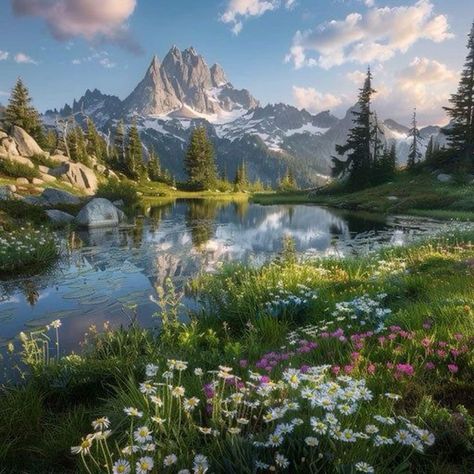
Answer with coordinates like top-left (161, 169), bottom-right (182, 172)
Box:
top-left (425, 135), bottom-right (434, 164)
top-left (233, 161), bottom-right (248, 190)
top-left (44, 129), bottom-right (58, 153)
top-left (407, 109), bottom-right (422, 169)
top-left (444, 21), bottom-right (474, 167)
top-left (86, 118), bottom-right (106, 162)
top-left (112, 120), bottom-right (126, 172)
top-left (126, 121), bottom-right (144, 180)
top-left (371, 113), bottom-right (385, 180)
top-left (147, 148), bottom-right (162, 182)
top-left (332, 68), bottom-right (376, 188)
top-left (184, 126), bottom-right (217, 189)
top-left (5, 78), bottom-right (45, 145)
top-left (279, 167), bottom-right (297, 191)
top-left (67, 125), bottom-right (89, 165)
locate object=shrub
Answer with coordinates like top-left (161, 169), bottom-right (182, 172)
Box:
top-left (30, 153), bottom-right (62, 169)
top-left (0, 158), bottom-right (40, 179)
top-left (96, 179), bottom-right (139, 207)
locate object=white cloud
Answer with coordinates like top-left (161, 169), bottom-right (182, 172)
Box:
top-left (221, 0), bottom-right (296, 34)
top-left (286, 0), bottom-right (453, 69)
top-left (372, 57), bottom-right (458, 125)
top-left (292, 86), bottom-right (343, 113)
top-left (71, 50), bottom-right (116, 68)
top-left (0, 51), bottom-right (9, 61)
top-left (11, 0), bottom-right (141, 53)
top-left (14, 52), bottom-right (38, 64)
top-left (0, 90), bottom-right (9, 96)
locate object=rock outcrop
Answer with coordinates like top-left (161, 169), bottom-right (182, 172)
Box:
top-left (49, 162), bottom-right (98, 194)
top-left (41, 188), bottom-right (82, 206)
top-left (11, 126), bottom-right (44, 157)
top-left (45, 209), bottom-right (75, 224)
top-left (75, 198), bottom-right (125, 228)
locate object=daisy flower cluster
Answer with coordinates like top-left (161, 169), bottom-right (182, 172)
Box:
top-left (74, 359), bottom-right (433, 473)
top-left (265, 282), bottom-right (318, 316)
top-left (0, 227), bottom-right (58, 273)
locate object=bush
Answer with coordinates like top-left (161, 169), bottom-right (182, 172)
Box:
top-left (30, 153), bottom-right (62, 169)
top-left (0, 158), bottom-right (40, 179)
top-left (0, 199), bottom-right (47, 226)
top-left (96, 179), bottom-right (139, 207)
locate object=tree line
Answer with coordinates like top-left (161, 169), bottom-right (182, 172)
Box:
top-left (332, 20), bottom-right (474, 189)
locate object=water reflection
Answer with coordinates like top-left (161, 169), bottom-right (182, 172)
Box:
top-left (0, 200), bottom-right (461, 356)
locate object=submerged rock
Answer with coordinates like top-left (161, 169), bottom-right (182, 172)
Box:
top-left (75, 198), bottom-right (125, 228)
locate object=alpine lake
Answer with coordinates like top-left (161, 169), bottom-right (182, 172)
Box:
top-left (0, 199), bottom-right (469, 376)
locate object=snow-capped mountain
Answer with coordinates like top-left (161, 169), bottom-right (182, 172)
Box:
top-left (44, 46), bottom-right (445, 187)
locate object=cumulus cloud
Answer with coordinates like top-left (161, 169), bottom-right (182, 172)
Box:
top-left (221, 0), bottom-right (296, 34)
top-left (0, 51), bottom-right (9, 61)
top-left (286, 0), bottom-right (453, 69)
top-left (11, 0), bottom-right (141, 53)
top-left (14, 52), bottom-right (38, 64)
top-left (371, 57), bottom-right (459, 125)
top-left (292, 86), bottom-right (344, 113)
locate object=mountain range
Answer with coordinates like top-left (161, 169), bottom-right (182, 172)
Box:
top-left (44, 46), bottom-right (446, 186)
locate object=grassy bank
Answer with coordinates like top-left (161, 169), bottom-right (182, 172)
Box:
top-left (252, 172), bottom-right (474, 220)
top-left (0, 231), bottom-right (473, 473)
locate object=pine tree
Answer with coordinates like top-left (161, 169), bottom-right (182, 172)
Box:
top-left (147, 148), bottom-right (162, 181)
top-left (67, 125), bottom-right (89, 165)
top-left (279, 167), bottom-right (297, 191)
top-left (113, 120), bottom-right (126, 172)
top-left (371, 113), bottom-right (385, 180)
top-left (332, 68), bottom-right (376, 188)
top-left (234, 161), bottom-right (248, 190)
top-left (44, 129), bottom-right (58, 153)
top-left (86, 118), bottom-right (106, 162)
top-left (126, 121), bottom-right (144, 180)
top-left (184, 126), bottom-right (217, 189)
top-left (425, 135), bottom-right (434, 164)
top-left (444, 21), bottom-right (474, 168)
top-left (407, 109), bottom-right (422, 169)
top-left (5, 78), bottom-right (45, 145)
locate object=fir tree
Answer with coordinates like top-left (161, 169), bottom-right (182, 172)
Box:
top-left (444, 21), bottom-right (474, 167)
top-left (113, 120), bottom-right (126, 172)
top-left (86, 118), bottom-right (106, 162)
top-left (407, 109), bottom-right (422, 169)
top-left (425, 136), bottom-right (434, 164)
top-left (147, 148), bottom-right (162, 182)
top-left (126, 121), bottom-right (144, 180)
top-left (279, 167), bottom-right (297, 191)
top-left (184, 126), bottom-right (217, 189)
top-left (67, 126), bottom-right (89, 165)
top-left (5, 78), bottom-right (45, 145)
top-left (234, 161), bottom-right (248, 190)
top-left (44, 129), bottom-right (58, 153)
top-left (332, 68), bottom-right (376, 188)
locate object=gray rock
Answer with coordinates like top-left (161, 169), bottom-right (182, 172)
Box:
top-left (46, 209), bottom-right (75, 224)
top-left (387, 196), bottom-right (398, 201)
top-left (49, 162), bottom-right (98, 194)
top-left (113, 199), bottom-right (124, 207)
top-left (75, 198), bottom-right (122, 228)
top-left (0, 185), bottom-right (14, 200)
top-left (41, 188), bottom-right (82, 206)
top-left (0, 137), bottom-right (20, 156)
top-left (437, 173), bottom-right (452, 183)
top-left (11, 126), bottom-right (44, 157)
top-left (23, 195), bottom-right (44, 205)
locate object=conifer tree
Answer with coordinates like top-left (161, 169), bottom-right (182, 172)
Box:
top-left (126, 121), bottom-right (144, 180)
top-left (184, 126), bottom-right (217, 189)
top-left (332, 68), bottom-right (376, 188)
top-left (147, 148), bottom-right (162, 182)
top-left (234, 161), bottom-right (248, 190)
top-left (113, 120), bottom-right (126, 172)
top-left (5, 78), bottom-right (45, 145)
top-left (444, 21), bottom-right (474, 167)
top-left (86, 118), bottom-right (106, 162)
top-left (407, 109), bottom-right (422, 169)
top-left (425, 135), bottom-right (434, 164)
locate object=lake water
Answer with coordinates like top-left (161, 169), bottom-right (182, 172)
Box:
top-left (0, 200), bottom-right (463, 368)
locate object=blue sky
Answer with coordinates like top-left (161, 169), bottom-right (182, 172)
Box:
top-left (0, 0), bottom-right (472, 125)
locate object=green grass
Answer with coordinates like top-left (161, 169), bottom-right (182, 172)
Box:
top-left (29, 153), bottom-right (63, 169)
top-left (0, 159), bottom-right (40, 180)
top-left (252, 171), bottom-right (474, 220)
top-left (0, 231), bottom-right (473, 472)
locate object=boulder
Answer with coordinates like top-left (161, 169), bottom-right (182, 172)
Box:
top-left (75, 198), bottom-right (123, 228)
top-left (40, 173), bottom-right (57, 183)
top-left (16, 177), bottom-right (29, 185)
top-left (113, 199), bottom-right (124, 207)
top-left (38, 165), bottom-right (50, 174)
top-left (0, 131), bottom-right (8, 140)
top-left (32, 178), bottom-right (44, 186)
top-left (46, 209), bottom-right (75, 225)
top-left (0, 137), bottom-right (20, 156)
top-left (50, 162), bottom-right (98, 194)
top-left (23, 195), bottom-right (44, 206)
top-left (0, 185), bottom-right (14, 200)
top-left (437, 173), bottom-right (452, 183)
top-left (11, 126), bottom-right (43, 157)
top-left (95, 164), bottom-right (106, 174)
top-left (49, 154), bottom-right (69, 164)
top-left (41, 188), bottom-right (82, 206)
